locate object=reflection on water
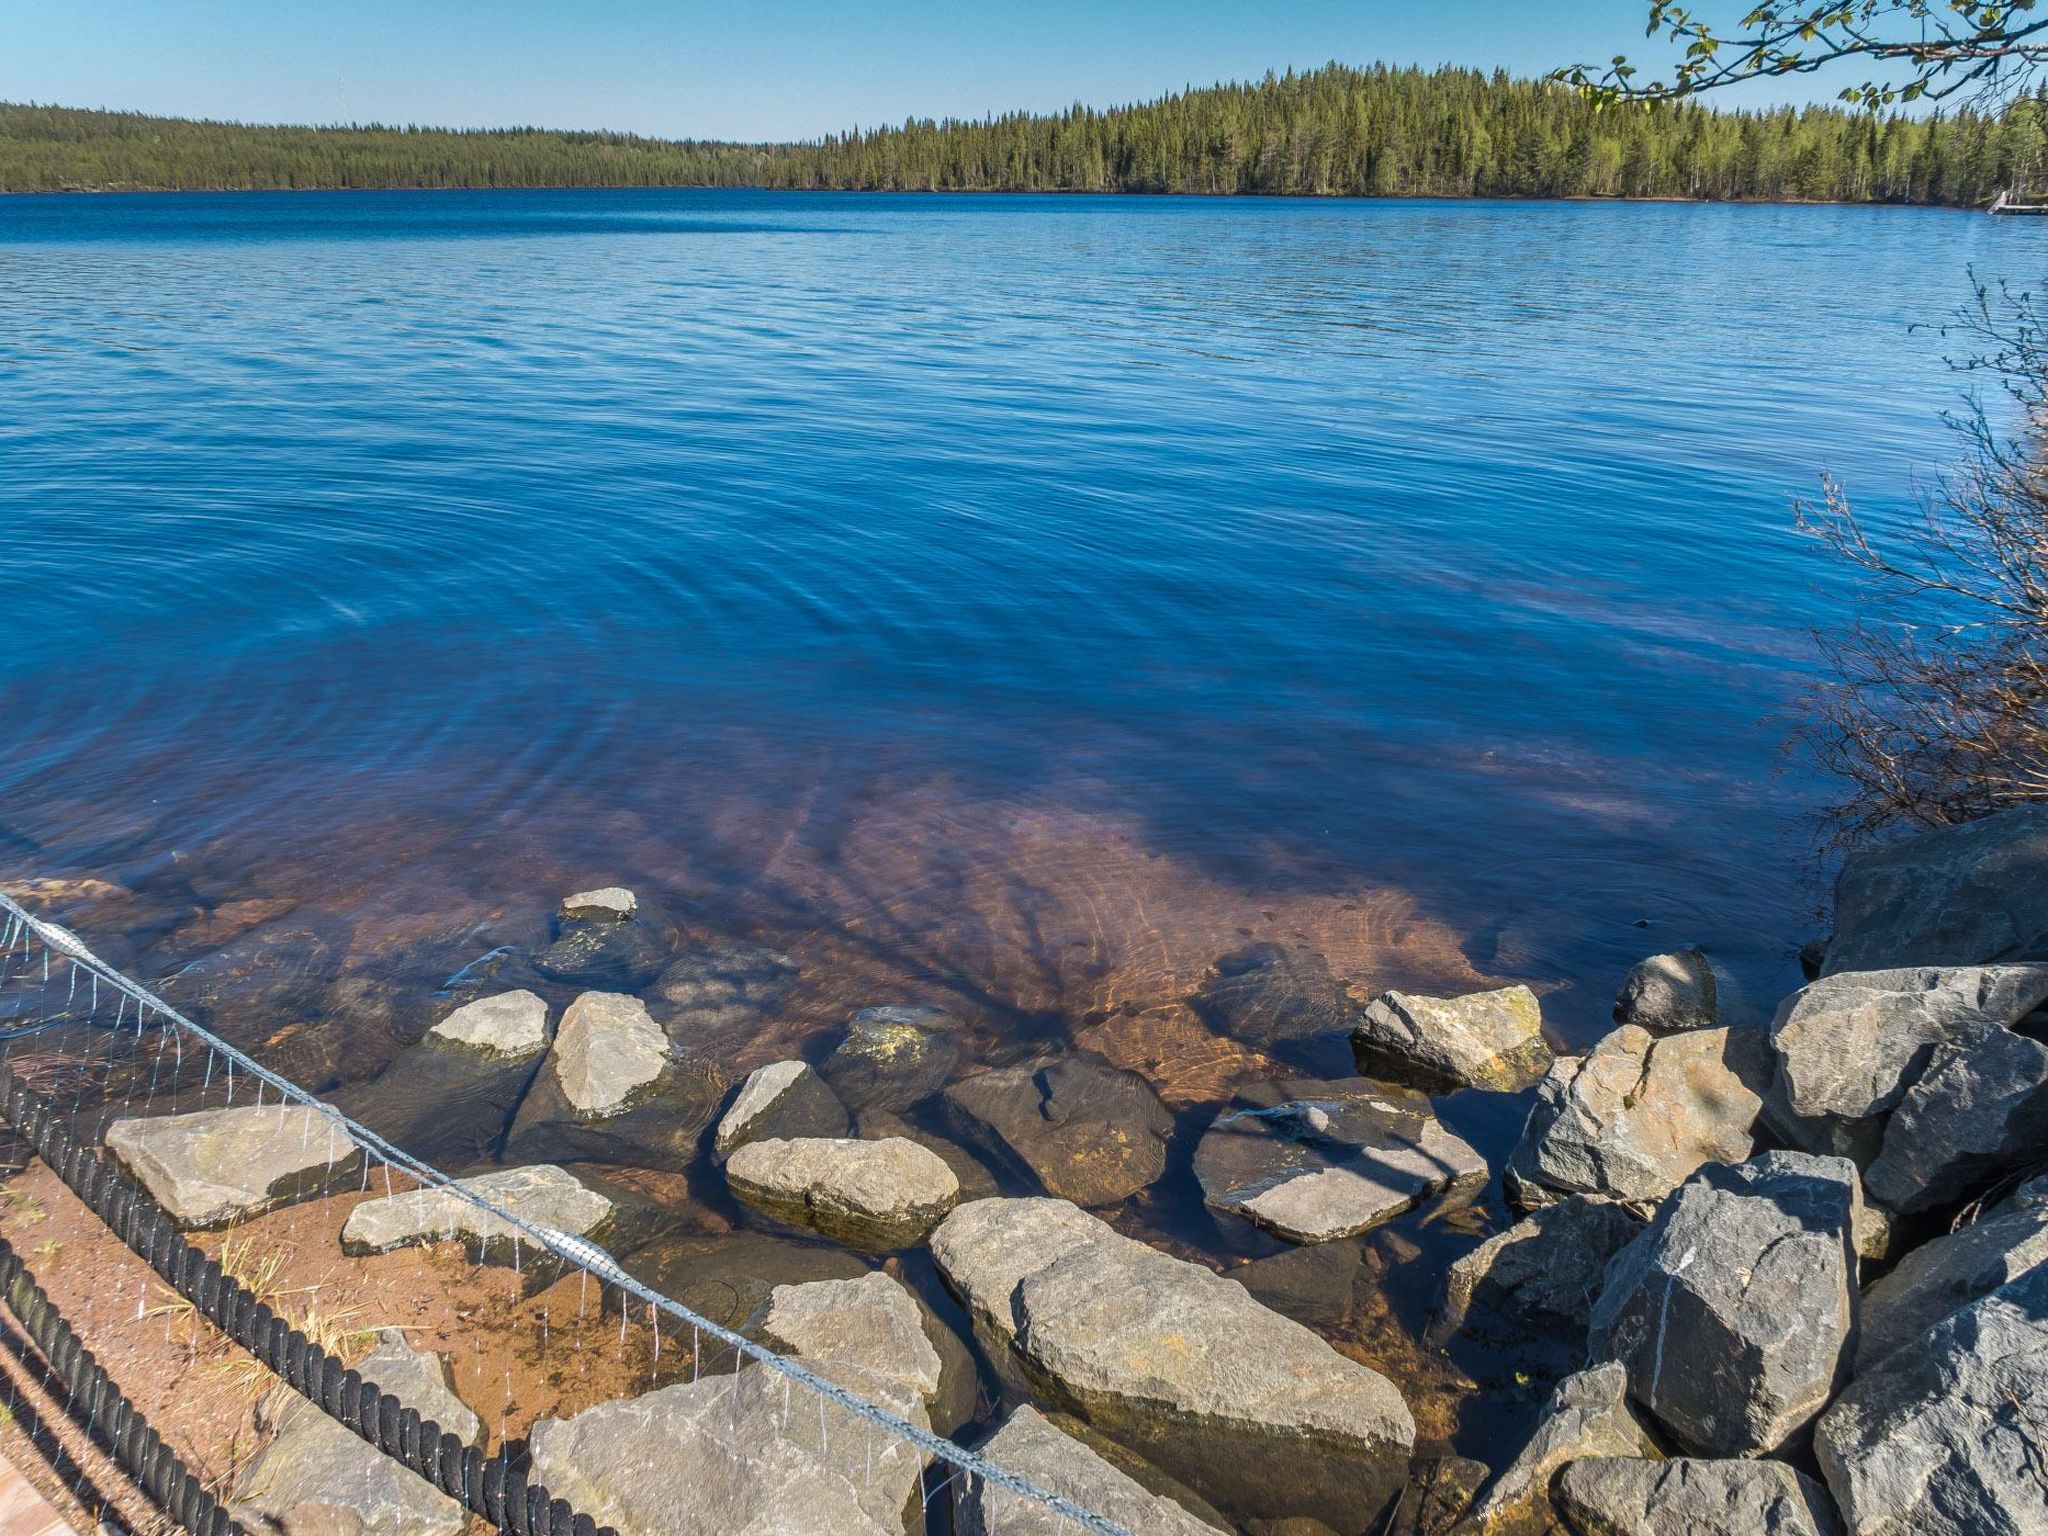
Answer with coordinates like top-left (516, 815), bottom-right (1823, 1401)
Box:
top-left (0, 188), bottom-right (2026, 1468)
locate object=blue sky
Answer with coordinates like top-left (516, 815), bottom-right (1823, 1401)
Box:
top-left (2, 1), bottom-right (1840, 141)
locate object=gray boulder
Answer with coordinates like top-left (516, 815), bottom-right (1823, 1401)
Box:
top-left (1822, 804), bottom-right (2048, 976)
top-left (958, 1405), bottom-right (1225, 1536)
top-left (1856, 1182), bottom-right (2048, 1373)
top-left (1862, 1021), bottom-right (2048, 1215)
top-left (1428, 1196), bottom-right (1644, 1348)
top-left (1194, 1077), bottom-right (1485, 1244)
top-left (726, 1136), bottom-right (960, 1249)
top-left (1350, 984), bottom-right (1552, 1092)
top-left (1465, 1364), bottom-right (1659, 1531)
top-left (1193, 942), bottom-right (1366, 1053)
top-left (1764, 964), bottom-right (2048, 1162)
top-left (1554, 1458), bottom-right (1841, 1536)
top-left (942, 1053), bottom-right (1173, 1207)
top-left (818, 1005), bottom-right (965, 1113)
top-left (713, 1060), bottom-right (852, 1162)
top-left (529, 1271), bottom-right (943, 1536)
top-left (339, 1164), bottom-right (619, 1291)
top-left (1816, 1263), bottom-right (2048, 1536)
top-left (930, 1197), bottom-right (1415, 1530)
top-left (1588, 1152), bottom-right (1860, 1458)
top-left (106, 1104), bottom-right (359, 1229)
top-left (1504, 1025), bottom-right (1770, 1210)
top-left (235, 1329), bottom-right (478, 1536)
top-left (1614, 947), bottom-right (1731, 1033)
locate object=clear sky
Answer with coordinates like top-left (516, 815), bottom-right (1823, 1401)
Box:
top-left (0, 1), bottom-right (1839, 142)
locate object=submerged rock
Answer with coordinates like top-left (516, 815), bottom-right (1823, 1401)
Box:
top-left (621, 1230), bottom-right (871, 1333)
top-left (531, 904), bottom-right (671, 989)
top-left (1192, 943), bottom-right (1366, 1054)
top-left (1465, 1364), bottom-right (1660, 1531)
top-left (1588, 1151), bottom-right (1860, 1458)
top-left (1503, 1024), bottom-right (1769, 1210)
top-left (1821, 803), bottom-right (2048, 975)
top-left (339, 1164), bottom-right (622, 1291)
top-left (930, 1197), bottom-right (1415, 1530)
top-left (818, 1004), bottom-right (965, 1113)
top-left (1350, 984), bottom-right (1551, 1091)
top-left (1193, 1077), bottom-right (1484, 1244)
top-left (1554, 1458), bottom-right (1841, 1536)
top-left (654, 941), bottom-right (800, 1035)
top-left (1383, 1457), bottom-right (1489, 1536)
top-left (1861, 1020), bottom-right (2048, 1215)
top-left (1428, 1195), bottom-right (1644, 1348)
top-left (713, 1060), bottom-right (852, 1162)
top-left (1856, 1179), bottom-right (2048, 1373)
top-left (106, 1104), bottom-right (359, 1229)
top-left (235, 1329), bottom-right (478, 1536)
top-left (726, 1136), bottom-right (960, 1249)
top-left (1614, 947), bottom-right (1735, 1033)
top-left (958, 1405), bottom-right (1225, 1536)
top-left (941, 1052), bottom-right (1173, 1207)
top-left (1763, 964), bottom-right (2048, 1163)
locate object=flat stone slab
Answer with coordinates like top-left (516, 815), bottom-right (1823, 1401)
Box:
top-left (554, 990), bottom-right (668, 1117)
top-left (561, 886), bottom-right (637, 922)
top-left (941, 1053), bottom-right (1173, 1207)
top-left (726, 1135), bottom-right (960, 1249)
top-left (106, 1104), bottom-right (358, 1229)
top-left (426, 988), bottom-right (550, 1059)
top-left (340, 1164), bottom-right (613, 1274)
top-left (959, 1405), bottom-right (1225, 1536)
top-left (1555, 1458), bottom-right (1841, 1536)
top-left (1350, 984), bottom-right (1551, 1091)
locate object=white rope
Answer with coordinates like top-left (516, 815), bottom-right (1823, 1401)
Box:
top-left (0, 891), bottom-right (1133, 1536)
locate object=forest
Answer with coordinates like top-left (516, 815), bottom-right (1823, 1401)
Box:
top-left (3, 64), bottom-right (2043, 203)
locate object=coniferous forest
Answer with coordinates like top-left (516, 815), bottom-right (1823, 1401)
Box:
top-left (5, 64), bottom-right (2044, 203)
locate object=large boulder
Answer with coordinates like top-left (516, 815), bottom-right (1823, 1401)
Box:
top-left (1763, 964), bottom-right (2048, 1163)
top-left (818, 1005), bottom-right (964, 1113)
top-left (930, 1197), bottom-right (1415, 1530)
top-left (1856, 1178), bottom-right (2048, 1373)
top-left (958, 1405), bottom-right (1225, 1536)
top-left (1504, 1025), bottom-right (1770, 1210)
top-left (1554, 1458), bottom-right (1841, 1536)
top-left (503, 990), bottom-right (729, 1172)
top-left (1193, 1077), bottom-right (1485, 1244)
top-left (339, 1164), bottom-right (624, 1292)
top-left (1614, 947), bottom-right (1738, 1034)
top-left (1816, 1263), bottom-right (2048, 1536)
top-left (713, 1060), bottom-right (852, 1162)
top-left (1588, 1152), bottom-right (1860, 1458)
top-left (234, 1329), bottom-right (478, 1536)
top-left (1428, 1195), bottom-right (1644, 1349)
top-left (1822, 805), bottom-right (2048, 976)
top-left (529, 1272), bottom-right (943, 1536)
top-left (1351, 985), bottom-right (1551, 1092)
top-left (1861, 1021), bottom-right (2048, 1215)
top-left (1464, 1364), bottom-right (1660, 1531)
top-left (106, 1104), bottom-right (359, 1229)
top-left (726, 1136), bottom-right (960, 1250)
top-left (941, 1053), bottom-right (1173, 1207)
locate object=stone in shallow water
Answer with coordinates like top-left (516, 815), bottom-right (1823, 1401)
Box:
top-left (531, 909), bottom-right (671, 988)
top-left (106, 1104), bottom-right (358, 1230)
top-left (958, 1405), bottom-right (1226, 1536)
top-left (1588, 1151), bottom-right (1860, 1458)
top-left (622, 1230), bottom-right (872, 1332)
top-left (941, 1052), bottom-right (1174, 1207)
top-left (726, 1135), bottom-right (960, 1249)
top-left (339, 1164), bottom-right (615, 1290)
top-left (1554, 1458), bottom-right (1841, 1536)
top-left (655, 941), bottom-right (800, 1033)
top-left (1350, 984), bottom-right (1551, 1091)
top-left (553, 990), bottom-right (668, 1114)
top-left (818, 1004), bottom-right (964, 1113)
top-left (427, 987), bottom-right (550, 1057)
top-left (1193, 1077), bottom-right (1484, 1244)
top-left (560, 885), bottom-right (636, 922)
top-left (929, 1197), bottom-right (1415, 1530)
top-left (1429, 1195), bottom-right (1643, 1348)
top-left (1463, 1363), bottom-right (1659, 1531)
top-left (1192, 943), bottom-right (1367, 1054)
top-left (1614, 946), bottom-right (1731, 1033)
top-left (714, 1060), bottom-right (852, 1162)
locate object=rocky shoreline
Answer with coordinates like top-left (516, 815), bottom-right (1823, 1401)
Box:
top-left (15, 806), bottom-right (2048, 1534)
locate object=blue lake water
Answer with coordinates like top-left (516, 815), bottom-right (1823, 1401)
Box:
top-left (0, 187), bottom-right (2036, 1450)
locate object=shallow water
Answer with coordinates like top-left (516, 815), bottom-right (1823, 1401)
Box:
top-left (0, 189), bottom-right (2034, 1471)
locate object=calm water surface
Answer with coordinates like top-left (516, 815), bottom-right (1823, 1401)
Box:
top-left (0, 189), bottom-right (2034, 1452)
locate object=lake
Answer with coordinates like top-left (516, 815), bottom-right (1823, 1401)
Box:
top-left (0, 188), bottom-right (2032, 1445)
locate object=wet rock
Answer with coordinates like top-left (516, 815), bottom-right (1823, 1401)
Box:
top-left (1351, 984), bottom-right (1551, 1091)
top-left (105, 1104), bottom-right (359, 1229)
top-left (235, 1330), bottom-right (478, 1536)
top-left (726, 1136), bottom-right (959, 1249)
top-left (528, 1272), bottom-right (942, 1536)
top-left (1614, 947), bottom-right (1735, 1033)
top-left (1554, 1458), bottom-right (1841, 1536)
top-left (621, 1230), bottom-right (871, 1333)
top-left (1384, 1457), bottom-right (1489, 1536)
top-left (1815, 1263), bottom-right (2048, 1536)
top-left (502, 990), bottom-right (729, 1172)
top-left (561, 886), bottom-right (636, 922)
top-left (158, 925), bottom-right (338, 1037)
top-left (339, 1164), bottom-right (620, 1291)
top-left (819, 1005), bottom-right (965, 1113)
top-left (1588, 1152), bottom-right (1860, 1458)
top-left (1232, 1239), bottom-right (1363, 1332)
top-left (714, 1060), bottom-right (851, 1162)
top-left (853, 1108), bottom-right (1002, 1202)
top-left (1856, 1182), bottom-right (2048, 1373)
top-left (1822, 803), bottom-right (2048, 976)
top-left (1763, 964), bottom-right (2048, 1162)
top-left (958, 1405), bottom-right (1225, 1536)
top-left (1503, 1025), bottom-right (1770, 1210)
top-left (531, 906), bottom-right (671, 989)
top-left (1193, 943), bottom-right (1366, 1053)
top-left (1193, 1077), bottom-right (1485, 1244)
top-left (1428, 1196), bottom-right (1644, 1348)
top-left (654, 941), bottom-right (800, 1034)
top-left (1466, 1364), bottom-right (1660, 1531)
top-left (1862, 1020), bottom-right (2048, 1215)
top-left (930, 1197), bottom-right (1416, 1530)
top-left (941, 1053), bottom-right (1173, 1207)
top-left (427, 988), bottom-right (550, 1056)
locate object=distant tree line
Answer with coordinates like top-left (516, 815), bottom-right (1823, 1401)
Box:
top-left (5, 65), bottom-right (2045, 204)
